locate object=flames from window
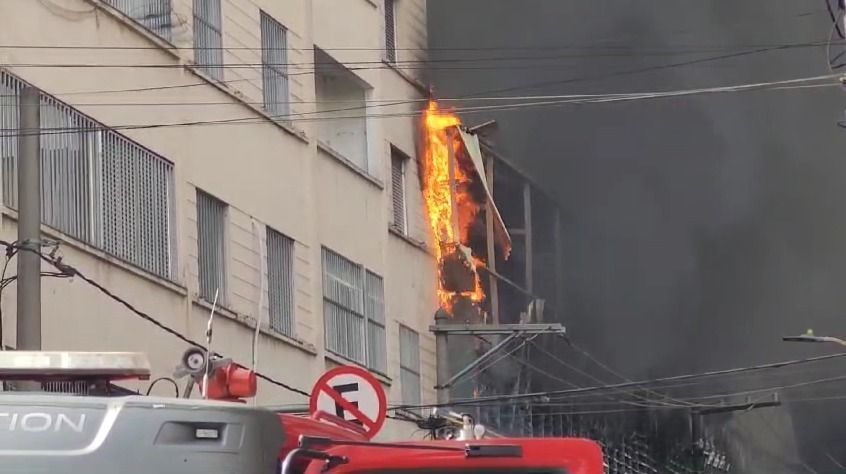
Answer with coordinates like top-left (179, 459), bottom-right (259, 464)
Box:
top-left (421, 100), bottom-right (485, 315)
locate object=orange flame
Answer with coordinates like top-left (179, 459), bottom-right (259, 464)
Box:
top-left (421, 100), bottom-right (485, 313)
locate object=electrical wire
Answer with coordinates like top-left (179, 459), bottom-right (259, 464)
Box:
top-left (146, 376), bottom-right (180, 397)
top-left (390, 349), bottom-right (846, 411)
top-left (0, 240), bottom-right (311, 397)
top-left (0, 76), bottom-right (838, 139)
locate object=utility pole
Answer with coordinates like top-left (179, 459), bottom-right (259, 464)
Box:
top-left (16, 86), bottom-right (41, 351)
top-left (435, 310), bottom-right (450, 405)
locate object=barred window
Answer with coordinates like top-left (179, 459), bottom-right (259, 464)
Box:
top-left (321, 248), bottom-right (386, 373)
top-left (399, 325), bottom-right (421, 409)
top-left (193, 0), bottom-right (223, 80)
top-left (267, 227), bottom-right (294, 337)
top-left (365, 271), bottom-right (386, 373)
top-left (0, 71), bottom-right (175, 280)
top-left (197, 190), bottom-right (227, 303)
top-left (260, 11), bottom-right (290, 121)
top-left (107, 0), bottom-right (172, 40)
top-left (384, 0), bottom-right (397, 63)
top-left (390, 147), bottom-right (407, 234)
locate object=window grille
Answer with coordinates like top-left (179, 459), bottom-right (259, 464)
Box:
top-left (384, 0), bottom-right (397, 63)
top-left (197, 190), bottom-right (227, 303)
top-left (365, 271), bottom-right (386, 373)
top-left (322, 248), bottom-right (386, 372)
top-left (261, 11), bottom-right (290, 120)
top-left (390, 148), bottom-right (406, 233)
top-left (107, 0), bottom-right (172, 40)
top-left (267, 227), bottom-right (294, 337)
top-left (399, 325), bottom-right (421, 409)
top-left (193, 0), bottom-right (223, 80)
top-left (0, 71), bottom-right (174, 280)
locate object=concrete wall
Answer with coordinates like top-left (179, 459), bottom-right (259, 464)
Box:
top-left (0, 0), bottom-right (433, 441)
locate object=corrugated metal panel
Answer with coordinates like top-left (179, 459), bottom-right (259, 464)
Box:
top-left (260, 11), bottom-right (290, 121)
top-left (0, 71), bottom-right (174, 280)
top-left (193, 0), bottom-right (223, 80)
top-left (322, 248), bottom-right (365, 363)
top-left (106, 0), bottom-right (172, 41)
top-left (390, 150), bottom-right (406, 233)
top-left (197, 190), bottom-right (227, 303)
top-left (399, 325), bottom-right (420, 408)
top-left (384, 0), bottom-right (397, 63)
top-left (267, 227), bottom-right (294, 337)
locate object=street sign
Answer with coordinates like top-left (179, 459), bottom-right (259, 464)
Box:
top-left (309, 365), bottom-right (387, 439)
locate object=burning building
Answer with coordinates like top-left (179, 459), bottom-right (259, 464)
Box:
top-left (420, 100), bottom-right (511, 322)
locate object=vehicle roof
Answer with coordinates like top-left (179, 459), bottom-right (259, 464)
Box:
top-left (310, 437), bottom-right (604, 474)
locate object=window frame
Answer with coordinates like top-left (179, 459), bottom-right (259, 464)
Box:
top-left (321, 247), bottom-right (387, 374)
top-left (192, 0), bottom-right (224, 81)
top-left (260, 10), bottom-right (290, 121)
top-left (0, 71), bottom-right (176, 281)
top-left (196, 189), bottom-right (228, 305)
top-left (398, 324), bottom-right (421, 410)
top-left (389, 146), bottom-right (408, 235)
top-left (384, 0), bottom-right (398, 64)
top-left (266, 226), bottom-right (295, 337)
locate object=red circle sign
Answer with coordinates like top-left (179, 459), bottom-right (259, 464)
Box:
top-left (309, 366), bottom-right (387, 439)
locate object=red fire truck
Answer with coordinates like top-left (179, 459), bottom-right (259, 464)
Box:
top-left (0, 349), bottom-right (604, 474)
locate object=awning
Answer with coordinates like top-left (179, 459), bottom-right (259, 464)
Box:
top-left (455, 126), bottom-right (512, 256)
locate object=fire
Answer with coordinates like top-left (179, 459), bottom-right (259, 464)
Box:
top-left (421, 100), bottom-right (485, 313)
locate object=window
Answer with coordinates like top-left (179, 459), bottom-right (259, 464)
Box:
top-left (0, 71), bottom-right (175, 279)
top-left (390, 147), bottom-right (407, 234)
top-left (384, 0), bottom-right (397, 63)
top-left (322, 248), bottom-right (386, 373)
top-left (193, 0), bottom-right (223, 80)
top-left (315, 49), bottom-right (370, 172)
top-left (267, 227), bottom-right (295, 337)
top-left (107, 0), bottom-right (172, 40)
top-left (261, 11), bottom-right (290, 121)
top-left (197, 190), bottom-right (227, 303)
top-left (399, 325), bottom-right (420, 409)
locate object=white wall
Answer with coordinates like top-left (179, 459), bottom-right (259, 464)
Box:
top-left (0, 0), bottom-right (434, 441)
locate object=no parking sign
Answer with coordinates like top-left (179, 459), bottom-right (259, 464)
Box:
top-left (308, 365), bottom-right (387, 439)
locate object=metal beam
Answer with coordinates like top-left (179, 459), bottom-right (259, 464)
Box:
top-left (436, 332), bottom-right (521, 390)
top-left (484, 154), bottom-right (499, 324)
top-left (429, 323), bottom-right (565, 336)
top-left (523, 182), bottom-right (533, 294)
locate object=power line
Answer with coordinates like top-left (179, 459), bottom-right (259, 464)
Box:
top-left (0, 240), bottom-right (310, 397)
top-left (391, 350), bottom-right (846, 410)
top-left (1, 39), bottom-right (842, 53)
top-left (0, 76), bottom-right (838, 138)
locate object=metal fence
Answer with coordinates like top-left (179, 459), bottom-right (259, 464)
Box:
top-left (0, 71), bottom-right (175, 280)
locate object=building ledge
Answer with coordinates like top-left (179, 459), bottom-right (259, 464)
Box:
top-left (193, 297), bottom-right (319, 357)
top-left (85, 0), bottom-right (309, 145)
top-left (388, 226), bottom-right (429, 254)
top-left (317, 141), bottom-right (385, 189)
top-left (382, 60), bottom-right (429, 96)
top-left (1, 209), bottom-right (188, 298)
top-left (324, 351), bottom-right (392, 386)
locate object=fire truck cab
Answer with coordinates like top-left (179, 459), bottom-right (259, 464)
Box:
top-left (0, 350), bottom-right (604, 474)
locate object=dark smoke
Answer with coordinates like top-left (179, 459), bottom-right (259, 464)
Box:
top-left (428, 0), bottom-right (846, 470)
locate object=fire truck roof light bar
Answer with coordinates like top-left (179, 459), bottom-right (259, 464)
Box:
top-left (0, 351), bottom-right (151, 380)
top-left (428, 323), bottom-right (566, 336)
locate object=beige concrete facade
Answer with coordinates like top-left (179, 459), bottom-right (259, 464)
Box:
top-left (0, 0), bottom-right (435, 440)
